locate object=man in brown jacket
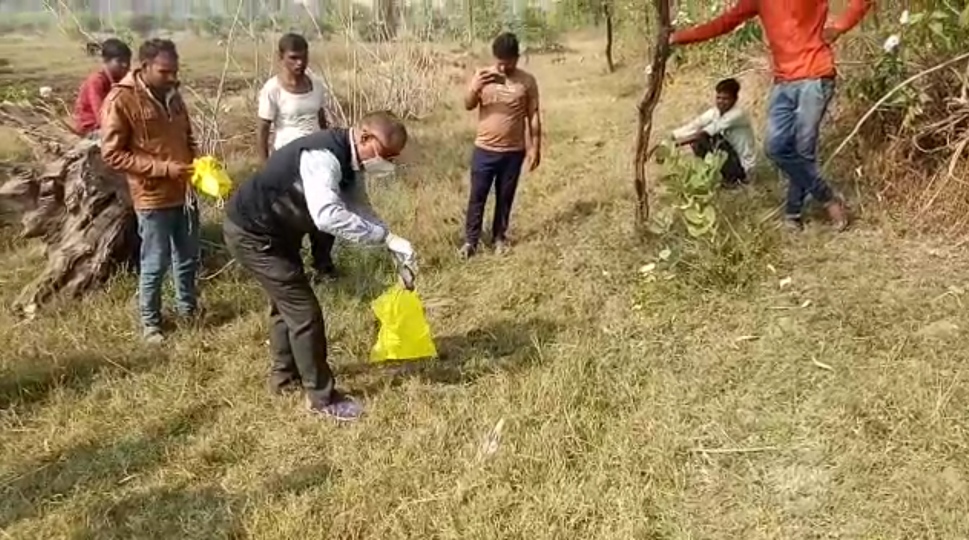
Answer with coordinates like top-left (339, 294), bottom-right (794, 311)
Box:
top-left (101, 38), bottom-right (198, 343)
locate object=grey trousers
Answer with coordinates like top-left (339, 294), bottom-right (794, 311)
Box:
top-left (223, 218), bottom-right (335, 404)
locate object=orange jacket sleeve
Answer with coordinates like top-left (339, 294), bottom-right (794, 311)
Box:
top-left (670, 0), bottom-right (758, 45)
top-left (100, 90), bottom-right (172, 179)
top-left (831, 0), bottom-right (873, 33)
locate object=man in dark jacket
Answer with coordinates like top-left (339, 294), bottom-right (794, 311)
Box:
top-left (224, 111), bottom-right (415, 421)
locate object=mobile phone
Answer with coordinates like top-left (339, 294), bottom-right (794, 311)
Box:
top-left (491, 73), bottom-right (506, 84)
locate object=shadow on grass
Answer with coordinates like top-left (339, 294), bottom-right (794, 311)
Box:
top-left (0, 403), bottom-right (221, 530)
top-left (74, 459), bottom-right (338, 539)
top-left (517, 199), bottom-right (613, 244)
top-left (345, 317), bottom-right (560, 395)
top-left (77, 486), bottom-right (247, 540)
top-left (0, 350), bottom-right (169, 411)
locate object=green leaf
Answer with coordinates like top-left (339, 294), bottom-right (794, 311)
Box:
top-left (961, 5), bottom-right (969, 28)
top-left (701, 204), bottom-right (716, 224)
top-left (683, 206), bottom-right (705, 224)
top-left (686, 219), bottom-right (715, 238)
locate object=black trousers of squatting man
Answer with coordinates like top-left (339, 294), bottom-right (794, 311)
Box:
top-left (465, 146), bottom-right (527, 247)
top-left (223, 218), bottom-right (335, 405)
top-left (690, 132), bottom-right (747, 186)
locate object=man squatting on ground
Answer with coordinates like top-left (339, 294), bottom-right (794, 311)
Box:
top-left (671, 78), bottom-right (756, 187)
top-left (101, 38), bottom-right (199, 344)
top-left (460, 32), bottom-right (541, 258)
top-left (223, 112), bottom-right (416, 422)
top-left (257, 33), bottom-right (340, 283)
top-left (73, 38), bottom-right (131, 140)
top-left (671, 0), bottom-right (872, 231)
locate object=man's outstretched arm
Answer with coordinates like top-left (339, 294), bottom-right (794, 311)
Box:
top-left (831, 0), bottom-right (874, 34)
top-left (670, 0), bottom-right (758, 46)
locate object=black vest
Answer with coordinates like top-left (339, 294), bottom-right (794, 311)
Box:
top-left (227, 128), bottom-right (356, 237)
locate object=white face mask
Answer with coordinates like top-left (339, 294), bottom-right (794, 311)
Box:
top-left (362, 156), bottom-right (396, 177)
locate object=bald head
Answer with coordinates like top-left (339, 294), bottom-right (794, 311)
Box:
top-left (356, 111), bottom-right (408, 160)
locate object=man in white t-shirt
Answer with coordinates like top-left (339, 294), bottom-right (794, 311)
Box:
top-left (671, 78), bottom-right (756, 187)
top-left (257, 33), bottom-right (336, 281)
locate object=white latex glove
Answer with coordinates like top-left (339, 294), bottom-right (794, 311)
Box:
top-left (385, 233), bottom-right (417, 288)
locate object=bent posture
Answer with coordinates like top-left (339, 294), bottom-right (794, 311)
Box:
top-left (461, 32), bottom-right (541, 258)
top-left (672, 0), bottom-right (872, 230)
top-left (671, 78), bottom-right (756, 187)
top-left (224, 112), bottom-right (416, 421)
top-left (73, 38), bottom-right (131, 139)
top-left (257, 33), bottom-right (337, 282)
top-left (101, 39), bottom-right (198, 343)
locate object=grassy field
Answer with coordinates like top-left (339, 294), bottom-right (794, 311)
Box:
top-left (2, 32), bottom-right (969, 539)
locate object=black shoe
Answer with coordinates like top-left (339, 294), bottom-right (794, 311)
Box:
top-left (458, 243), bottom-right (477, 260)
top-left (307, 392), bottom-right (364, 421)
top-left (783, 215), bottom-right (804, 232)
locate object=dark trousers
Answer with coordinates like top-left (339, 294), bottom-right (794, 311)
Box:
top-left (223, 218), bottom-right (335, 404)
top-left (308, 230), bottom-right (335, 271)
top-left (465, 146), bottom-right (526, 246)
top-left (691, 133), bottom-right (747, 185)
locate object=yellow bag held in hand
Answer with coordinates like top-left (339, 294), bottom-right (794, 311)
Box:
top-left (370, 285), bottom-right (437, 363)
top-left (191, 155), bottom-right (233, 200)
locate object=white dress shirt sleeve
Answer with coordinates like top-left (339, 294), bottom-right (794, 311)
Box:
top-left (300, 149), bottom-right (388, 245)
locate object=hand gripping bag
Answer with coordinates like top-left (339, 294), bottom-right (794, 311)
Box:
top-left (190, 155), bottom-right (233, 200)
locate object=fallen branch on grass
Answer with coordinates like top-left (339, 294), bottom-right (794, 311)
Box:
top-left (633, 0), bottom-right (673, 229)
top-left (690, 445), bottom-right (782, 454)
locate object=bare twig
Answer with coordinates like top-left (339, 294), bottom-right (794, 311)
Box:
top-left (825, 51), bottom-right (969, 171)
top-left (603, 0), bottom-right (615, 73)
top-left (691, 445), bottom-right (782, 454)
top-left (42, 0), bottom-right (99, 45)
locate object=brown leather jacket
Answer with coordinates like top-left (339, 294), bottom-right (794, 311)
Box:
top-left (100, 70), bottom-right (196, 210)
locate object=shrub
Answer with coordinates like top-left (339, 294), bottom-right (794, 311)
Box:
top-left (838, 5), bottom-right (969, 234)
top-left (647, 141), bottom-right (777, 292)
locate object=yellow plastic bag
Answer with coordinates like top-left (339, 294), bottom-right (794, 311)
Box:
top-left (370, 285), bottom-right (437, 363)
top-left (190, 155), bottom-right (233, 200)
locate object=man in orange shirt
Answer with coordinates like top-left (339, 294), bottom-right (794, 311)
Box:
top-left (461, 32), bottom-right (541, 257)
top-left (672, 0), bottom-right (872, 231)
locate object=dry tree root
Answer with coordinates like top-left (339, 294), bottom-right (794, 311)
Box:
top-left (0, 102), bottom-right (137, 317)
top-left (633, 0), bottom-right (673, 231)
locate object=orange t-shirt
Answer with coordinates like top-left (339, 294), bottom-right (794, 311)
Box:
top-left (671, 0), bottom-right (871, 82)
top-left (474, 69), bottom-right (539, 152)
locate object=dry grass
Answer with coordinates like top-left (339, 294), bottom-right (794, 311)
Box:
top-left (2, 33), bottom-right (969, 539)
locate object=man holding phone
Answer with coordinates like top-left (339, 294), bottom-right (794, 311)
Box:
top-left (460, 32), bottom-right (542, 258)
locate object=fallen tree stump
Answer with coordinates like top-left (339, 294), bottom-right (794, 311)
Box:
top-left (0, 101), bottom-right (138, 316)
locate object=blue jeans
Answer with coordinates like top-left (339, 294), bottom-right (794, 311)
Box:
top-left (136, 206), bottom-right (199, 330)
top-left (765, 78), bottom-right (836, 218)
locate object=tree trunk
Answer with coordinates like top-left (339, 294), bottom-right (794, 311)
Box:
top-left (0, 103), bottom-right (138, 317)
top-left (603, 0), bottom-right (614, 73)
top-left (632, 0), bottom-right (672, 229)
